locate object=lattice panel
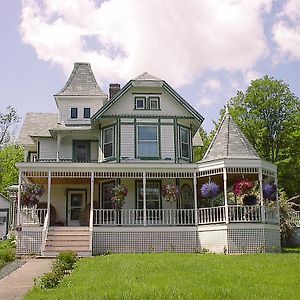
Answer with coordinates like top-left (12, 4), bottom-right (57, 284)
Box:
top-left (198, 229), bottom-right (227, 253)
top-left (92, 231), bottom-right (198, 255)
top-left (264, 228), bottom-right (281, 252)
top-left (17, 230), bottom-right (42, 255)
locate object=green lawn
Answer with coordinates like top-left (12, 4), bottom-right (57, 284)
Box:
top-left (26, 252), bottom-right (300, 300)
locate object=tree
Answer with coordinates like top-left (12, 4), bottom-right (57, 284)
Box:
top-left (0, 145), bottom-right (24, 196)
top-left (229, 76), bottom-right (300, 197)
top-left (0, 106), bottom-right (20, 147)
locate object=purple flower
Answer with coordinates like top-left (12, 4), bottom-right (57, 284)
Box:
top-left (201, 182), bottom-right (220, 199)
top-left (263, 183), bottom-right (277, 200)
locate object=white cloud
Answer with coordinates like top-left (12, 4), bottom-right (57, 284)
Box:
top-left (20, 0), bottom-right (272, 87)
top-left (273, 0), bottom-right (300, 61)
top-left (203, 79), bottom-right (221, 91)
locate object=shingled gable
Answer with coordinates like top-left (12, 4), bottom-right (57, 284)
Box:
top-left (92, 72), bottom-right (204, 122)
top-left (55, 63), bottom-right (106, 96)
top-left (203, 109), bottom-right (259, 161)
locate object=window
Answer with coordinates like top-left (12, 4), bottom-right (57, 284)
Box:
top-left (137, 125), bottom-right (159, 158)
top-left (137, 181), bottom-right (161, 209)
top-left (73, 140), bottom-right (91, 162)
top-left (135, 97), bottom-right (145, 109)
top-left (70, 107), bottom-right (78, 119)
top-left (102, 181), bottom-right (115, 209)
top-left (149, 97), bottom-right (160, 110)
top-left (103, 126), bottom-right (114, 159)
top-left (84, 107), bottom-right (91, 119)
top-left (180, 127), bottom-right (190, 160)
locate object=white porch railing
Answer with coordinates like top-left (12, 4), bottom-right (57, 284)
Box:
top-left (197, 206), bottom-right (226, 224)
top-left (20, 207), bottom-right (47, 226)
top-left (291, 211), bottom-right (300, 227)
top-left (93, 209), bottom-right (195, 226)
top-left (228, 205), bottom-right (262, 223)
top-left (41, 211), bottom-right (50, 254)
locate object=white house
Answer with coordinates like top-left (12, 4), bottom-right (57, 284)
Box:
top-left (0, 193), bottom-right (10, 238)
top-left (16, 63), bottom-right (280, 256)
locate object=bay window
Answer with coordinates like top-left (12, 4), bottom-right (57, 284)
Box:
top-left (137, 125), bottom-right (159, 158)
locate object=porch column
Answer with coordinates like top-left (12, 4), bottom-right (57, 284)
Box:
top-left (17, 171), bottom-right (21, 226)
top-left (223, 167), bottom-right (229, 224)
top-left (47, 171), bottom-right (51, 219)
top-left (90, 172), bottom-right (94, 223)
top-left (258, 168), bottom-right (265, 223)
top-left (143, 172), bottom-right (147, 227)
top-left (193, 172), bottom-right (198, 226)
top-left (275, 176), bottom-right (280, 224)
top-left (56, 133), bottom-right (61, 162)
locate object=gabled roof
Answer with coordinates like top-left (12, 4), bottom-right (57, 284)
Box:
top-left (18, 113), bottom-right (58, 146)
top-left (92, 72), bottom-right (204, 123)
top-left (203, 110), bottom-right (259, 161)
top-left (55, 63), bottom-right (106, 96)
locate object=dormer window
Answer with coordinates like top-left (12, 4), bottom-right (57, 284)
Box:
top-left (149, 97), bottom-right (160, 110)
top-left (135, 97), bottom-right (146, 109)
top-left (84, 107), bottom-right (91, 119)
top-left (70, 107), bottom-right (78, 119)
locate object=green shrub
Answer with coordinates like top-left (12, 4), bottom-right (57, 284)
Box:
top-left (0, 248), bottom-right (15, 263)
top-left (34, 271), bottom-right (63, 289)
top-left (56, 251), bottom-right (78, 270)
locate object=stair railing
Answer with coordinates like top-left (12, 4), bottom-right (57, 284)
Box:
top-left (41, 211), bottom-right (50, 255)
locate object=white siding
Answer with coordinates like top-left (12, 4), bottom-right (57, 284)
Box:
top-left (39, 138), bottom-right (57, 160)
top-left (161, 125), bottom-right (175, 160)
top-left (104, 88), bottom-right (194, 118)
top-left (91, 141), bottom-right (98, 161)
top-left (120, 125), bottom-right (135, 159)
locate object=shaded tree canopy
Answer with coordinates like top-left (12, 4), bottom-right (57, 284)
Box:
top-left (229, 75), bottom-right (300, 197)
top-left (0, 106), bottom-right (20, 147)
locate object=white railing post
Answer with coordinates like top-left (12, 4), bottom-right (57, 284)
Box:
top-left (143, 172), bottom-right (147, 227)
top-left (223, 167), bottom-right (229, 224)
top-left (89, 172), bottom-right (94, 252)
top-left (193, 172), bottom-right (198, 226)
top-left (47, 171), bottom-right (51, 221)
top-left (259, 168), bottom-right (265, 223)
top-left (17, 171), bottom-right (21, 226)
top-left (42, 211), bottom-right (50, 255)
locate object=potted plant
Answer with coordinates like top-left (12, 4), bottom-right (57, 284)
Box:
top-left (200, 182), bottom-right (220, 199)
top-left (233, 179), bottom-right (258, 205)
top-left (111, 184), bottom-right (128, 210)
top-left (162, 184), bottom-right (178, 203)
top-left (263, 183), bottom-right (277, 201)
top-left (20, 183), bottom-right (44, 207)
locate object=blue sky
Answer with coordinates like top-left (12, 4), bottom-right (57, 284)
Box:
top-left (1, 0), bottom-right (300, 132)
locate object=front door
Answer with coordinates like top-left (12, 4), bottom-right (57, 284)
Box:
top-left (67, 190), bottom-right (86, 226)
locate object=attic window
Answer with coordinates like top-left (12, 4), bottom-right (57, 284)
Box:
top-left (84, 107), bottom-right (91, 119)
top-left (70, 107), bottom-right (78, 119)
top-left (135, 97), bottom-right (146, 109)
top-left (149, 97), bottom-right (160, 110)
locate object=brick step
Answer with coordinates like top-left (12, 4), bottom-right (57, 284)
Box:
top-left (43, 251), bottom-right (92, 258)
top-left (47, 235), bottom-right (90, 241)
top-left (47, 232), bottom-right (90, 237)
top-left (46, 240), bottom-right (89, 247)
top-left (49, 226), bottom-right (89, 231)
top-left (44, 245), bottom-right (90, 251)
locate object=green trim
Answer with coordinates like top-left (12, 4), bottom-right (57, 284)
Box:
top-left (174, 119), bottom-right (178, 163)
top-left (117, 117), bottom-right (121, 163)
top-left (178, 125), bottom-right (191, 162)
top-left (37, 142), bottom-right (40, 160)
top-left (72, 140), bottom-right (91, 162)
top-left (101, 125), bottom-right (116, 161)
top-left (65, 189), bottom-right (87, 226)
top-left (102, 115), bottom-right (193, 119)
top-left (132, 92), bottom-right (162, 95)
top-left (134, 96), bottom-right (146, 110)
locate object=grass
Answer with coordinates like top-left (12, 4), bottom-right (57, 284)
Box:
top-left (0, 239), bottom-right (16, 270)
top-left (25, 251), bottom-right (300, 300)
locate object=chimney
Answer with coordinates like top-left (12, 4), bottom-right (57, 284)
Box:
top-left (109, 83), bottom-right (120, 100)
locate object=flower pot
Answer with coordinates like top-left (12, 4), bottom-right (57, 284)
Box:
top-left (242, 194), bottom-right (257, 205)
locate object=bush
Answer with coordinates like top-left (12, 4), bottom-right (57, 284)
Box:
top-left (34, 271), bottom-right (63, 289)
top-left (56, 250), bottom-right (78, 270)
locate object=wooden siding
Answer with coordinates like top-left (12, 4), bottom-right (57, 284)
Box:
top-left (161, 125), bottom-right (175, 160)
top-left (120, 125), bottom-right (135, 159)
top-left (39, 138), bottom-right (57, 160)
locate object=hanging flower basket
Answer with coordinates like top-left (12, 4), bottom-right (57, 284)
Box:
top-left (242, 194), bottom-right (258, 205)
top-left (162, 184), bottom-right (178, 203)
top-left (111, 184), bottom-right (128, 209)
top-left (233, 179), bottom-right (254, 196)
top-left (20, 183), bottom-right (44, 207)
top-left (200, 182), bottom-right (220, 199)
top-left (263, 183), bottom-right (277, 201)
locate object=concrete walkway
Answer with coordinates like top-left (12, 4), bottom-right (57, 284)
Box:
top-left (0, 259), bottom-right (52, 300)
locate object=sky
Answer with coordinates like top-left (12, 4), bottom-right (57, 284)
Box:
top-left (1, 0), bottom-right (300, 132)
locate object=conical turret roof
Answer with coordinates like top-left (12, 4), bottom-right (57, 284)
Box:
top-left (203, 110), bottom-right (259, 161)
top-left (56, 63), bottom-right (105, 96)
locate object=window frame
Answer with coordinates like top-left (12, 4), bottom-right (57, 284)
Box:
top-left (83, 107), bottom-right (91, 119)
top-left (70, 107), bottom-right (78, 119)
top-left (102, 126), bottom-right (115, 160)
top-left (135, 97), bottom-right (146, 110)
top-left (136, 125), bottom-right (160, 159)
top-left (179, 126), bottom-right (191, 161)
top-left (136, 180), bottom-right (161, 209)
top-left (72, 140), bottom-right (91, 162)
top-left (148, 96), bottom-right (160, 110)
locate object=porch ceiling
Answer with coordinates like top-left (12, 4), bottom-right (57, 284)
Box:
top-left (28, 177), bottom-right (103, 185)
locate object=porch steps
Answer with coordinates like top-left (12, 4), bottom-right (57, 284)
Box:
top-left (43, 227), bottom-right (92, 257)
